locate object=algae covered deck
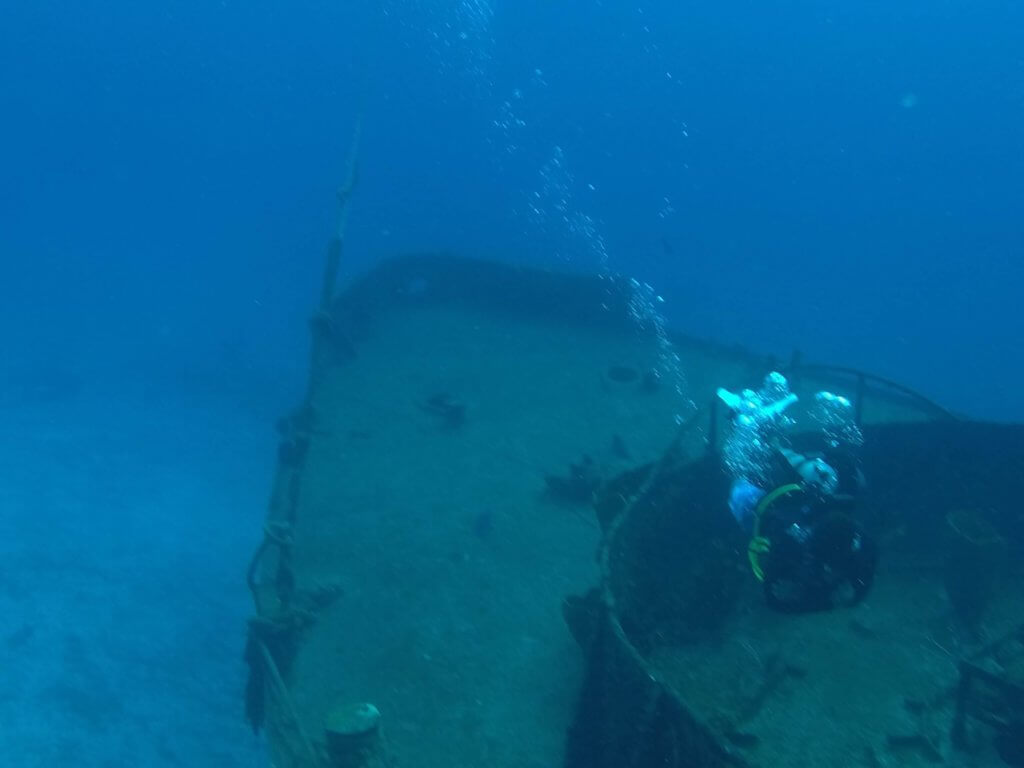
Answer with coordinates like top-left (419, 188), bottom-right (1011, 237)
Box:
top-left (648, 564), bottom-right (1024, 767)
top-left (276, 258), bottom-right (696, 768)
top-left (252, 255), bottom-right (951, 768)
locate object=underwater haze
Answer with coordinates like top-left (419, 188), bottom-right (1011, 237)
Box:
top-left (4, 1), bottom-right (1023, 419)
top-left (1, 0), bottom-right (1022, 765)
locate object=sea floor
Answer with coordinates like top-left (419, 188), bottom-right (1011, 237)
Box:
top-left (0, 382), bottom-right (274, 767)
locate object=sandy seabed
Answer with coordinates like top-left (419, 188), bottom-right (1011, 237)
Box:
top-left (0, 387), bottom-right (273, 767)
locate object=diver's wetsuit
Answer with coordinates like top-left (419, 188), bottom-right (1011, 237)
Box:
top-left (757, 451), bottom-right (877, 613)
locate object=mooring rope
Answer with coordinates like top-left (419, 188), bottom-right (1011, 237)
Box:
top-left (245, 118), bottom-right (364, 768)
top-left (259, 639), bottom-right (322, 767)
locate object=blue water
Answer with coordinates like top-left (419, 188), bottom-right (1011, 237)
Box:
top-left (1, 1), bottom-right (1022, 764)
top-left (5, 1), bottom-right (1022, 418)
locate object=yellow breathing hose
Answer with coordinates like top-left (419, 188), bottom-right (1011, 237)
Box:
top-left (747, 483), bottom-right (803, 581)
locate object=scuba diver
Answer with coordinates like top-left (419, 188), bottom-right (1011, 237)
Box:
top-left (719, 374), bottom-right (878, 613)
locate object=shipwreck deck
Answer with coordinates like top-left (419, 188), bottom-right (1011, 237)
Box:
top-left (250, 255), bottom-right (965, 768)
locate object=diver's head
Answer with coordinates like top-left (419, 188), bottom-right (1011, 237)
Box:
top-left (804, 457), bottom-right (839, 496)
top-left (777, 444), bottom-right (840, 496)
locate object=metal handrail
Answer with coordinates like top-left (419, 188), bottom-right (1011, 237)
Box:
top-left (781, 363), bottom-right (958, 424)
top-left (705, 361), bottom-right (957, 453)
